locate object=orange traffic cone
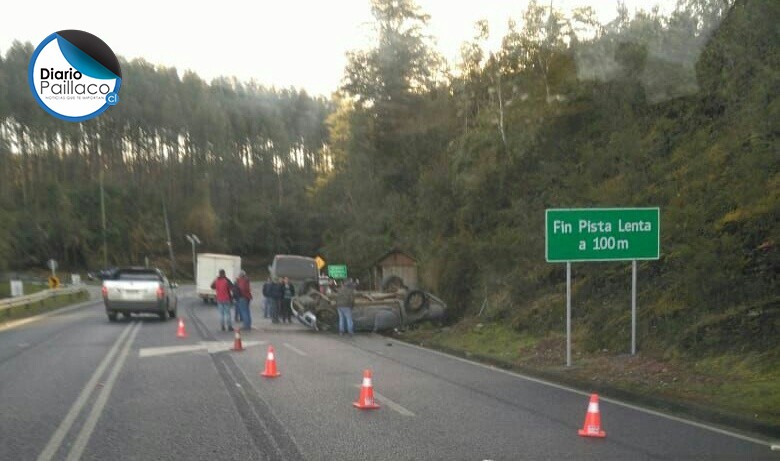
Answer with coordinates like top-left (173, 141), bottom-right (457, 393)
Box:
top-left (176, 319), bottom-right (187, 338)
top-left (260, 345), bottom-right (281, 378)
top-left (353, 369), bottom-right (380, 410)
top-left (231, 328), bottom-right (244, 351)
top-left (578, 394), bottom-right (606, 438)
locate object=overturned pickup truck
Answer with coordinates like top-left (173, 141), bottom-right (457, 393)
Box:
top-left (291, 284), bottom-right (446, 332)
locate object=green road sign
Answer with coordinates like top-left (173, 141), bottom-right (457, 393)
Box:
top-left (546, 208), bottom-right (660, 262)
top-left (327, 264), bottom-right (348, 279)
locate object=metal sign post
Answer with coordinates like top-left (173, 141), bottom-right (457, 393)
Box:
top-left (566, 262), bottom-right (572, 367)
top-left (47, 259), bottom-right (57, 278)
top-left (632, 260), bottom-right (637, 355)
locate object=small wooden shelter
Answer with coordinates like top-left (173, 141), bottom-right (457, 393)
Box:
top-left (371, 249), bottom-right (418, 290)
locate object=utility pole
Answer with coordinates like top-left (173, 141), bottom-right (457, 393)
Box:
top-left (162, 199), bottom-right (177, 280)
top-left (100, 169), bottom-right (108, 268)
top-left (185, 234), bottom-right (200, 283)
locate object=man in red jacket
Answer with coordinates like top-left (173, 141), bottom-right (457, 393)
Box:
top-left (211, 269), bottom-right (234, 331)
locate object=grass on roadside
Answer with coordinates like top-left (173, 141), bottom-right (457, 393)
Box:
top-left (0, 290), bottom-right (90, 324)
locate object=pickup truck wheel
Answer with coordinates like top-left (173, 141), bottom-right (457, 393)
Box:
top-left (315, 307), bottom-right (339, 332)
top-left (159, 304), bottom-right (169, 321)
top-left (404, 290), bottom-right (428, 313)
top-left (107, 311), bottom-right (118, 322)
top-left (382, 275), bottom-right (406, 293)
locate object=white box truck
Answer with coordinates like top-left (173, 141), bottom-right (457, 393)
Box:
top-left (197, 253), bottom-right (241, 303)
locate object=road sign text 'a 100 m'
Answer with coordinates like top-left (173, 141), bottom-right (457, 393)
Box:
top-left (546, 208), bottom-right (660, 262)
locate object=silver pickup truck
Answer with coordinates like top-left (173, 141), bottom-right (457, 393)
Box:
top-left (102, 267), bottom-right (178, 322)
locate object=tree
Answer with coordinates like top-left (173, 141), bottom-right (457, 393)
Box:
top-left (341, 0), bottom-right (445, 193)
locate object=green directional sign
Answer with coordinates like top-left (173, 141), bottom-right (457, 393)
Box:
top-left (327, 264), bottom-right (348, 279)
top-left (546, 208), bottom-right (660, 262)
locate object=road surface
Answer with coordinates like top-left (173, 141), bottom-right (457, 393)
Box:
top-left (0, 285), bottom-right (776, 460)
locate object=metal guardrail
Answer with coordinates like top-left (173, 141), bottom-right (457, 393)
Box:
top-left (0, 286), bottom-right (88, 314)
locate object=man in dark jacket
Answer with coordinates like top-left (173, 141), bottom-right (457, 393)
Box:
top-left (268, 278), bottom-right (284, 324)
top-left (261, 277), bottom-right (273, 318)
top-left (335, 279), bottom-right (355, 336)
top-left (235, 270), bottom-right (253, 330)
top-left (280, 276), bottom-right (295, 323)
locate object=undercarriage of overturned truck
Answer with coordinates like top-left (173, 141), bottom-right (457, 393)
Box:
top-left (290, 286), bottom-right (446, 332)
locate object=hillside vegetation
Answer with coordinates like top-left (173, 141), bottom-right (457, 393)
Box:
top-left (317, 0), bottom-right (777, 363)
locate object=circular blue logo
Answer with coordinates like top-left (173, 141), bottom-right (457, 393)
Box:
top-left (28, 30), bottom-right (122, 122)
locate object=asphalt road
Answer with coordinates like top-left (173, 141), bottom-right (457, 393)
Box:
top-left (0, 285), bottom-right (777, 461)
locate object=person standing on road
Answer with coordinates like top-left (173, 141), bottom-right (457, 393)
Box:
top-left (269, 277), bottom-right (283, 324)
top-left (232, 276), bottom-right (242, 323)
top-left (262, 277), bottom-right (273, 319)
top-left (235, 270), bottom-right (253, 330)
top-left (280, 276), bottom-right (295, 324)
top-left (335, 279), bottom-right (355, 336)
top-left (211, 269), bottom-right (234, 332)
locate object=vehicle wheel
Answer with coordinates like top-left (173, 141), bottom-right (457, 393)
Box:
top-left (107, 311), bottom-right (118, 322)
top-left (382, 275), bottom-right (406, 293)
top-left (202, 298), bottom-right (208, 304)
top-left (121, 312), bottom-right (132, 320)
top-left (404, 290), bottom-right (428, 313)
top-left (159, 303), bottom-right (169, 321)
top-left (169, 306), bottom-right (177, 318)
top-left (315, 307), bottom-right (339, 332)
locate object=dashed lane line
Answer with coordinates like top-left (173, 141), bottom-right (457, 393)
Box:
top-left (283, 342), bottom-right (308, 356)
top-left (353, 385), bottom-right (415, 417)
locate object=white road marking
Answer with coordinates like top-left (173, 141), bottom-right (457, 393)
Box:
top-left (283, 342), bottom-right (308, 356)
top-left (138, 344), bottom-right (207, 357)
top-left (138, 340), bottom-right (265, 358)
top-left (36, 321), bottom-right (136, 461)
top-left (395, 340), bottom-right (774, 448)
top-left (66, 322), bottom-right (141, 461)
top-left (353, 385), bottom-right (415, 416)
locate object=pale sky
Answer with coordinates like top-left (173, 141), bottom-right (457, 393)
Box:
top-left (1, 0), bottom-right (675, 97)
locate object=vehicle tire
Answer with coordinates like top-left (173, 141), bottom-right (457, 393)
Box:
top-left (159, 303), bottom-right (169, 321)
top-left (169, 306), bottom-right (177, 318)
top-left (382, 275), bottom-right (406, 293)
top-left (202, 297), bottom-right (208, 304)
top-left (107, 311), bottom-right (118, 322)
top-left (404, 290), bottom-right (428, 313)
top-left (121, 312), bottom-right (132, 320)
top-left (315, 307), bottom-right (339, 332)
top-left (303, 281), bottom-right (318, 295)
